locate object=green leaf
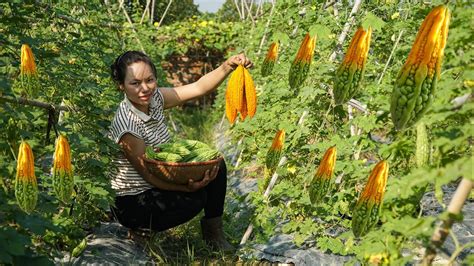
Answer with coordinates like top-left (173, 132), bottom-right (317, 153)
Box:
top-left (317, 236), bottom-right (347, 255)
top-left (0, 227), bottom-right (29, 258)
top-left (13, 256), bottom-right (53, 266)
top-left (16, 214), bottom-right (58, 235)
top-left (273, 31), bottom-right (289, 45)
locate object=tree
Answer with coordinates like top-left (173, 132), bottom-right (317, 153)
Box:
top-left (129, 0), bottom-right (201, 25)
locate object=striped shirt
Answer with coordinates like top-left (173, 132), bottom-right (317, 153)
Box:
top-left (108, 88), bottom-right (171, 196)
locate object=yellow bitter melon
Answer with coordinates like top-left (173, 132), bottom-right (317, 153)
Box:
top-left (15, 141), bottom-right (38, 213)
top-left (352, 160), bottom-right (389, 237)
top-left (52, 135), bottom-right (75, 204)
top-left (415, 122), bottom-right (429, 167)
top-left (333, 27), bottom-right (372, 105)
top-left (225, 65), bottom-right (257, 124)
top-left (390, 5), bottom-right (450, 130)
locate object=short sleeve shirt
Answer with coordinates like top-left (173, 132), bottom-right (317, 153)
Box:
top-left (108, 88), bottom-right (171, 196)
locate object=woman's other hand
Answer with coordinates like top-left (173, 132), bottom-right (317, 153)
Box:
top-left (187, 165), bottom-right (219, 192)
top-left (225, 53), bottom-right (253, 71)
top-left (161, 53), bottom-right (253, 109)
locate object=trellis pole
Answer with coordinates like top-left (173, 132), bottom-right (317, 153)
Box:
top-left (239, 110), bottom-right (308, 245)
top-left (422, 178), bottom-right (473, 265)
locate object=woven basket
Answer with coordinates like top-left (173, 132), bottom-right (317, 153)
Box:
top-left (144, 156), bottom-right (223, 185)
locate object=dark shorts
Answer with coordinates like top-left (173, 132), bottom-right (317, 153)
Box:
top-left (111, 159), bottom-right (227, 231)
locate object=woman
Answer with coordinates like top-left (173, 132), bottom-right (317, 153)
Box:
top-left (108, 51), bottom-right (252, 251)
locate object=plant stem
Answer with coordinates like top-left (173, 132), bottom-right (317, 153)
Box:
top-left (329, 0), bottom-right (363, 62)
top-left (240, 109), bottom-right (307, 245)
top-left (422, 178), bottom-right (473, 265)
top-left (377, 30), bottom-right (404, 84)
top-left (140, 0), bottom-right (151, 24)
top-left (256, 1), bottom-right (276, 57)
top-left (239, 155), bottom-right (287, 246)
top-left (120, 3), bottom-right (146, 52)
top-left (448, 241), bottom-right (474, 265)
top-left (157, 0), bottom-right (173, 28)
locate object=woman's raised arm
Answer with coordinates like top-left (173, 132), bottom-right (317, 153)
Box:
top-left (160, 53), bottom-right (253, 109)
top-left (119, 133), bottom-right (217, 192)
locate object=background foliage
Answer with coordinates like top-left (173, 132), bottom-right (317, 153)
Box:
top-left (216, 0), bottom-right (473, 264)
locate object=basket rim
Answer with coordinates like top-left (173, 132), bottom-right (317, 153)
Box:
top-left (143, 156), bottom-right (223, 166)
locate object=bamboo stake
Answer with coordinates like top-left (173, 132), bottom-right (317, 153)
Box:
top-left (348, 105), bottom-right (356, 136)
top-left (422, 178), bottom-right (473, 265)
top-left (243, 0), bottom-right (255, 26)
top-left (117, 0), bottom-right (124, 14)
top-left (140, 0), bottom-right (151, 24)
top-left (323, 0), bottom-right (337, 9)
top-left (239, 156), bottom-right (287, 245)
top-left (232, 137), bottom-right (244, 166)
top-left (298, 110), bottom-right (309, 125)
top-left (256, 0), bottom-right (275, 56)
top-left (104, 0), bottom-right (114, 19)
top-left (255, 0), bottom-right (264, 17)
top-left (219, 113), bottom-right (226, 130)
top-left (348, 99), bottom-right (368, 113)
top-left (377, 30), bottom-right (404, 84)
top-left (168, 113), bottom-right (178, 132)
top-left (240, 109), bottom-right (308, 245)
top-left (233, 0), bottom-right (243, 20)
top-left (329, 0), bottom-right (363, 62)
top-left (120, 4), bottom-right (145, 52)
top-left (150, 0), bottom-right (156, 24)
top-left (234, 147), bottom-right (244, 168)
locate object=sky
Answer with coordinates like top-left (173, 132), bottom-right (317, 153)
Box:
top-left (194, 0), bottom-right (226, 13)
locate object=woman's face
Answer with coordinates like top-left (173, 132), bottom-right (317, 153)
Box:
top-left (120, 61), bottom-right (157, 113)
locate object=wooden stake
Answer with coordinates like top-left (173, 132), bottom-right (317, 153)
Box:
top-left (233, 0), bottom-right (243, 20)
top-left (239, 156), bottom-right (287, 245)
top-left (140, 0), bottom-right (151, 24)
top-left (157, 0), bottom-right (173, 28)
top-left (150, 0), bottom-right (156, 24)
top-left (329, 0), bottom-right (363, 62)
top-left (239, 110), bottom-right (307, 245)
top-left (377, 30), bottom-right (404, 84)
top-left (0, 95), bottom-right (74, 112)
top-left (120, 4), bottom-right (146, 52)
top-left (256, 0), bottom-right (275, 56)
top-left (422, 178), bottom-right (473, 265)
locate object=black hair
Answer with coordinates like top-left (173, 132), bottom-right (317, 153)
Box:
top-left (110, 51), bottom-right (157, 85)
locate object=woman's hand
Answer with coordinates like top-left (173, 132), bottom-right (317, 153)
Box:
top-left (187, 166), bottom-right (219, 192)
top-left (224, 53), bottom-right (253, 72)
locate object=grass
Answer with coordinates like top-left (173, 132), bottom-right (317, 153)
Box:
top-left (166, 105), bottom-right (218, 146)
top-left (146, 105), bottom-right (240, 263)
top-left (149, 105), bottom-right (270, 264)
top-left (144, 214), bottom-right (237, 264)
